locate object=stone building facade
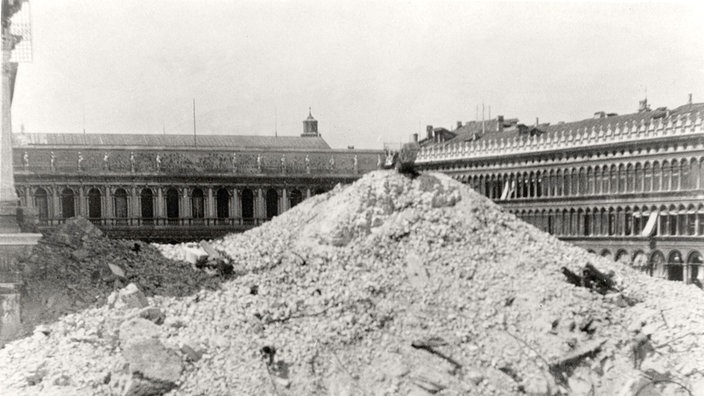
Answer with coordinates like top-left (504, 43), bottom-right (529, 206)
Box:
top-left (415, 99), bottom-right (704, 285)
top-left (12, 114), bottom-right (382, 241)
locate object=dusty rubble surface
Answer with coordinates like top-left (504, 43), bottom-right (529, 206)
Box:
top-left (8, 217), bottom-right (223, 342)
top-left (1, 171), bottom-right (704, 395)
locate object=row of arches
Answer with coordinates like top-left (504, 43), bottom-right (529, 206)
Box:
top-left (512, 204), bottom-right (704, 237)
top-left (31, 185), bottom-right (314, 224)
top-left (456, 157), bottom-right (703, 200)
top-left (591, 249), bottom-right (704, 285)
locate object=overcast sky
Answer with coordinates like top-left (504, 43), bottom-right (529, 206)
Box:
top-left (10, 0), bottom-right (704, 149)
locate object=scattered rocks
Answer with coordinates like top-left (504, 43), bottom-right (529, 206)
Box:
top-left (122, 338), bottom-right (182, 395)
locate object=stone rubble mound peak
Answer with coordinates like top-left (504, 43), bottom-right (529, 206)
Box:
top-left (2, 170), bottom-right (704, 395)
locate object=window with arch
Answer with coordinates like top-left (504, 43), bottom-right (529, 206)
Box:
top-left (192, 188), bottom-right (205, 219)
top-left (61, 188), bottom-right (76, 219)
top-left (652, 162), bottom-right (661, 191)
top-left (634, 163), bottom-right (642, 192)
top-left (34, 188), bottom-right (49, 221)
top-left (88, 188), bottom-right (101, 219)
top-left (671, 159), bottom-right (680, 191)
top-left (114, 188), bottom-right (128, 223)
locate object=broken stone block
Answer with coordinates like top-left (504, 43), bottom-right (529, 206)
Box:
top-left (110, 283), bottom-right (148, 309)
top-left (180, 344), bottom-right (203, 362)
top-left (107, 263), bottom-right (126, 280)
top-left (183, 246), bottom-right (208, 265)
top-left (200, 241), bottom-right (222, 260)
top-left (138, 307), bottom-right (165, 325)
top-left (122, 338), bottom-right (182, 395)
top-left (71, 249), bottom-right (90, 262)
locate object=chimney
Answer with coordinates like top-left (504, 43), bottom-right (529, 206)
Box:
top-left (412, 133), bottom-right (418, 143)
top-left (426, 125), bottom-right (433, 140)
top-left (456, 121), bottom-right (462, 130)
top-left (535, 117), bottom-right (539, 127)
top-left (638, 98), bottom-right (650, 113)
top-left (497, 115), bottom-right (504, 132)
top-left (593, 111), bottom-right (606, 119)
top-left (689, 93), bottom-right (693, 105)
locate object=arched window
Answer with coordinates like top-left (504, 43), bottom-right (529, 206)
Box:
top-left (681, 159), bottom-right (690, 190)
top-left (610, 165), bottom-right (618, 194)
top-left (571, 168), bottom-right (579, 196)
top-left (88, 188), bottom-right (101, 220)
top-left (618, 164), bottom-right (626, 193)
top-left (241, 188), bottom-right (254, 223)
top-left (668, 205), bottom-right (678, 236)
top-left (583, 208), bottom-right (591, 235)
top-left (634, 163), bottom-right (642, 192)
top-left (191, 188), bottom-right (205, 219)
top-left (141, 188), bottom-right (154, 224)
top-left (61, 188), bottom-right (75, 219)
top-left (600, 249), bottom-right (612, 260)
top-left (643, 162), bottom-right (652, 192)
top-left (34, 188), bottom-right (49, 221)
top-left (688, 251), bottom-right (704, 287)
top-left (626, 163), bottom-right (634, 192)
top-left (678, 205), bottom-right (687, 236)
top-left (289, 189), bottom-right (303, 208)
top-left (671, 159), bottom-right (680, 191)
top-left (662, 160), bottom-right (670, 191)
top-left (594, 167), bottom-right (601, 195)
top-left (216, 188), bottom-right (229, 220)
top-left (632, 251), bottom-right (648, 273)
top-left (114, 188), bottom-right (128, 224)
top-left (578, 168), bottom-right (586, 195)
top-left (687, 205), bottom-right (696, 235)
top-left (607, 208), bottom-right (616, 236)
top-left (266, 189), bottom-right (278, 219)
top-left (166, 188), bottom-right (179, 224)
top-left (656, 206), bottom-right (666, 235)
top-left (650, 251), bottom-right (666, 278)
top-left (652, 162), bottom-right (661, 191)
top-left (624, 207), bottom-right (632, 236)
top-left (556, 170), bottom-right (563, 196)
top-left (615, 250), bottom-right (629, 265)
top-left (667, 251), bottom-right (684, 281)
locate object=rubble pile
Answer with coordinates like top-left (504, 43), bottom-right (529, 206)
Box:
top-left (11, 217), bottom-right (223, 341)
top-left (1, 171), bottom-right (704, 395)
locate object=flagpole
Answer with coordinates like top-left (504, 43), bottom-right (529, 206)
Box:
top-left (193, 98), bottom-right (197, 147)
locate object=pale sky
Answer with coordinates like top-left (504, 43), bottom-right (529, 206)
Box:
top-left (10, 0), bottom-right (704, 149)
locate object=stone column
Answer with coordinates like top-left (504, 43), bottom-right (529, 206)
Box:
top-left (257, 188), bottom-right (264, 220)
top-left (156, 187), bottom-right (164, 218)
top-left (281, 188), bottom-right (288, 213)
top-left (78, 186), bottom-right (85, 217)
top-left (231, 188), bottom-right (239, 220)
top-left (207, 187), bottom-right (214, 218)
top-left (105, 188), bottom-right (113, 221)
top-left (306, 188), bottom-right (312, 198)
top-left (51, 187), bottom-right (60, 220)
top-left (0, 27), bottom-right (19, 231)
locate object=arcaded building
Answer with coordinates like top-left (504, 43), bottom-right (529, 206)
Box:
top-left (12, 112), bottom-right (382, 241)
top-left (415, 98), bottom-right (704, 285)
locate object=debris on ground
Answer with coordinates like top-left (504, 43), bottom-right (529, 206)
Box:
top-left (7, 217), bottom-right (224, 343)
top-left (1, 171), bottom-right (703, 395)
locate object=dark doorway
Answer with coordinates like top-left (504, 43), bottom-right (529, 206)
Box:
top-left (34, 188), bottom-right (49, 221)
top-left (266, 188), bottom-right (278, 219)
top-left (61, 188), bottom-right (75, 219)
top-left (668, 251), bottom-right (684, 281)
top-left (88, 188), bottom-right (101, 221)
top-left (289, 189), bottom-right (303, 208)
top-left (141, 188), bottom-right (154, 224)
top-left (241, 188), bottom-right (254, 223)
top-left (192, 188), bottom-right (204, 221)
top-left (166, 188), bottom-right (179, 224)
top-left (114, 188), bottom-right (128, 224)
top-left (216, 188), bottom-right (229, 221)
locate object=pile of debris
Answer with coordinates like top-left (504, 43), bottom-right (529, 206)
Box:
top-left (1, 171), bottom-right (703, 395)
top-left (9, 217), bottom-right (224, 342)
